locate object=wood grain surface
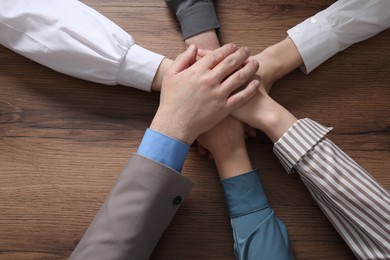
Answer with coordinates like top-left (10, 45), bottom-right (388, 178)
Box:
top-left (0, 0), bottom-right (389, 259)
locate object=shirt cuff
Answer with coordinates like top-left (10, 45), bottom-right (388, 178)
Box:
top-left (177, 2), bottom-right (220, 39)
top-left (117, 44), bottom-right (165, 91)
top-left (221, 170), bottom-right (269, 218)
top-left (273, 118), bottom-right (333, 174)
top-left (137, 128), bottom-right (190, 172)
top-left (287, 12), bottom-right (339, 74)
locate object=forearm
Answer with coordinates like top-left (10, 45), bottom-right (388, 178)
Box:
top-left (273, 119), bottom-right (390, 259)
top-left (70, 154), bottom-right (193, 260)
top-left (165, 0), bottom-right (220, 40)
top-left (232, 86), bottom-right (297, 142)
top-left (0, 0), bottom-right (164, 91)
top-left (184, 29), bottom-right (220, 49)
top-left (214, 145), bottom-right (252, 180)
top-left (287, 0), bottom-right (390, 74)
top-left (254, 37), bottom-right (303, 89)
top-left (220, 170), bottom-right (294, 259)
top-left (296, 138), bottom-right (390, 259)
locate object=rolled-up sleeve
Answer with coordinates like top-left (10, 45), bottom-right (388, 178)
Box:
top-left (165, 0), bottom-right (220, 39)
top-left (287, 0), bottom-right (390, 74)
top-left (273, 118), bottom-right (390, 259)
top-left (0, 0), bottom-right (164, 91)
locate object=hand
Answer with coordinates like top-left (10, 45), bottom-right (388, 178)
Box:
top-left (197, 116), bottom-right (246, 158)
top-left (232, 83), bottom-right (297, 143)
top-left (197, 116), bottom-right (253, 179)
top-left (250, 37), bottom-right (303, 92)
top-left (184, 29), bottom-right (220, 50)
top-left (150, 44), bottom-right (260, 144)
top-left (197, 124), bottom-right (256, 159)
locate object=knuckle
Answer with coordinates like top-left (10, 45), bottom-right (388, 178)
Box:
top-left (226, 43), bottom-right (237, 50)
top-left (234, 92), bottom-right (246, 105)
top-left (239, 47), bottom-right (249, 56)
top-left (234, 72), bottom-right (244, 83)
top-left (201, 75), bottom-right (217, 87)
top-left (192, 67), bottom-right (202, 76)
top-left (212, 51), bottom-right (224, 62)
top-left (210, 91), bottom-right (221, 101)
top-left (225, 56), bottom-right (237, 67)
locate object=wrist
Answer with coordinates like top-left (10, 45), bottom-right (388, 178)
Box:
top-left (255, 37), bottom-right (303, 88)
top-left (251, 96), bottom-right (298, 143)
top-left (184, 29), bottom-right (220, 50)
top-left (151, 58), bottom-right (174, 92)
top-left (150, 110), bottom-right (195, 144)
top-left (214, 145), bottom-right (253, 179)
top-left (232, 87), bottom-right (297, 142)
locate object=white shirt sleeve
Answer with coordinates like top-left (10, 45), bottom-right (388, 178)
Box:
top-left (287, 0), bottom-right (390, 74)
top-left (0, 0), bottom-right (164, 91)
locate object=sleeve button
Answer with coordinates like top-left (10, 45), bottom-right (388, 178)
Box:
top-left (172, 196), bottom-right (182, 205)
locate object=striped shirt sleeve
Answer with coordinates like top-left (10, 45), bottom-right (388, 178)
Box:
top-left (273, 118), bottom-right (390, 260)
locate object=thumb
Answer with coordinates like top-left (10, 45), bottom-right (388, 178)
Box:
top-left (167, 44), bottom-right (197, 75)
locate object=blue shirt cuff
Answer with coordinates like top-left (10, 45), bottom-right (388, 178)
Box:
top-left (221, 170), bottom-right (269, 218)
top-left (137, 128), bottom-right (190, 173)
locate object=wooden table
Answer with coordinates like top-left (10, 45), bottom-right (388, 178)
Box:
top-left (0, 1), bottom-right (389, 259)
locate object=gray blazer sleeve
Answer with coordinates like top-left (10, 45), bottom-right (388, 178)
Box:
top-left (70, 153), bottom-right (194, 260)
top-left (165, 0), bottom-right (220, 39)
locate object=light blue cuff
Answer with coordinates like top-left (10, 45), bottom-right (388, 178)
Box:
top-left (221, 170), bottom-right (269, 218)
top-left (137, 128), bottom-right (190, 172)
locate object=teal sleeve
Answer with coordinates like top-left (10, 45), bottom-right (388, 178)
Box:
top-left (221, 170), bottom-right (294, 260)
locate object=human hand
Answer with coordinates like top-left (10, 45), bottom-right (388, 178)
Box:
top-left (231, 83), bottom-right (272, 130)
top-left (232, 83), bottom-right (297, 143)
top-left (197, 116), bottom-right (246, 159)
top-left (185, 29), bottom-right (220, 50)
top-left (250, 37), bottom-right (303, 92)
top-left (197, 116), bottom-right (253, 179)
top-left (197, 124), bottom-right (256, 159)
top-left (150, 44), bottom-right (260, 144)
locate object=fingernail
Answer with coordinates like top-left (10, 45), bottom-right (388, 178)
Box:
top-left (244, 47), bottom-right (250, 53)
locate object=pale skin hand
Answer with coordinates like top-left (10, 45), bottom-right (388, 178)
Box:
top-left (150, 44), bottom-right (260, 144)
top-left (197, 37), bottom-right (303, 92)
top-left (151, 29), bottom-right (220, 92)
top-left (233, 84), bottom-right (298, 143)
top-left (197, 38), bottom-right (302, 177)
top-left (231, 38), bottom-right (302, 142)
top-left (197, 116), bottom-right (253, 179)
top-left (251, 37), bottom-right (304, 92)
top-left (186, 29), bottom-right (257, 156)
top-left (161, 35), bottom-right (301, 93)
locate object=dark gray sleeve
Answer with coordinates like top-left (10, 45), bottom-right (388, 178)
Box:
top-left (165, 0), bottom-right (220, 39)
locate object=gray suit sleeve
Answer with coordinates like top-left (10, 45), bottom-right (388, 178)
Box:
top-left (165, 0), bottom-right (220, 39)
top-left (70, 153), bottom-right (194, 260)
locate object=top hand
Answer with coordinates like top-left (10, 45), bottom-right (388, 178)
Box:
top-left (150, 44), bottom-right (260, 144)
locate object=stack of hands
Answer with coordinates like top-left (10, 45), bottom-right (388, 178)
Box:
top-left (153, 42), bottom-right (298, 179)
top-left (3, 1), bottom-right (388, 259)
